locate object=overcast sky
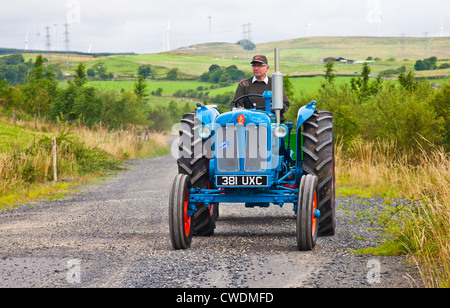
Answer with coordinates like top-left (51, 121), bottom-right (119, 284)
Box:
top-left (1, 0), bottom-right (449, 54)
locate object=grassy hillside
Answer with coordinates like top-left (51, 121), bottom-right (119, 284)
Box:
top-left (15, 36), bottom-right (448, 81)
top-left (171, 36), bottom-right (450, 78)
top-left (176, 36), bottom-right (450, 63)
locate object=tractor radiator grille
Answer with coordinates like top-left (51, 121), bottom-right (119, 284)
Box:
top-left (216, 124), bottom-right (268, 172)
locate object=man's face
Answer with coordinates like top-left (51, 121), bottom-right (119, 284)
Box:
top-left (252, 62), bottom-right (269, 80)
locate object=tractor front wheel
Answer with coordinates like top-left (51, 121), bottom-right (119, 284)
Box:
top-left (169, 174), bottom-right (193, 249)
top-left (296, 174), bottom-right (319, 251)
top-left (302, 110), bottom-right (336, 236)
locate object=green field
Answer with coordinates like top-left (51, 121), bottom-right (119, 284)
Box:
top-left (87, 80), bottom-right (214, 95)
top-left (13, 36), bottom-right (450, 81)
top-left (0, 120), bottom-right (44, 152)
top-left (78, 76), bottom-right (355, 100)
top-left (18, 35), bottom-right (450, 108)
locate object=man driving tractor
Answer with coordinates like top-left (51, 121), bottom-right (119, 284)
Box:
top-left (230, 55), bottom-right (290, 122)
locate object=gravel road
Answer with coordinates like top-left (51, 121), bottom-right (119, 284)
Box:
top-left (0, 141), bottom-right (422, 288)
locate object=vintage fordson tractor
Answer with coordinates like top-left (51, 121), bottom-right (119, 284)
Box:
top-left (169, 49), bottom-right (335, 251)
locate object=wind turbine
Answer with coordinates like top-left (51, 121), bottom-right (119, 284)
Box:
top-left (305, 23), bottom-right (313, 37)
top-left (166, 17), bottom-right (171, 51)
top-left (377, 13), bottom-right (383, 37)
top-left (24, 32), bottom-right (29, 51)
top-left (208, 14), bottom-right (212, 42)
top-left (440, 16), bottom-right (444, 37)
top-left (36, 31), bottom-right (41, 50)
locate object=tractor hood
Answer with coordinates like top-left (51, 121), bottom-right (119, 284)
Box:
top-left (196, 103), bottom-right (220, 125)
top-left (215, 109), bottom-right (272, 128)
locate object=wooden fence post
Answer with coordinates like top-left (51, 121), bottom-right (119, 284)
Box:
top-left (53, 137), bottom-right (57, 182)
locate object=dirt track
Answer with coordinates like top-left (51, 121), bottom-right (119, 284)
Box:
top-left (0, 144), bottom-right (421, 288)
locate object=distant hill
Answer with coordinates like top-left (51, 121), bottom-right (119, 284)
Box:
top-left (2, 36), bottom-right (449, 79)
top-left (173, 36), bottom-right (450, 63)
top-left (0, 48), bottom-right (136, 57)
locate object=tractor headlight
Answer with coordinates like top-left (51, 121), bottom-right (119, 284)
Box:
top-left (198, 125), bottom-right (212, 139)
top-left (274, 124), bottom-right (288, 139)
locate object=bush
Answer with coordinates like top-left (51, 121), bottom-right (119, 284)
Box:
top-left (167, 68), bottom-right (179, 80)
top-left (359, 82), bottom-right (443, 151)
top-left (237, 39), bottom-right (255, 50)
top-left (415, 56), bottom-right (438, 71)
top-left (200, 64), bottom-right (246, 84)
top-left (287, 77), bottom-right (447, 152)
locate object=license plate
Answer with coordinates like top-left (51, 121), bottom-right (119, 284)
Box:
top-left (216, 175), bottom-right (268, 187)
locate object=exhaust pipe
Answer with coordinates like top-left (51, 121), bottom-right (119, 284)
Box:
top-left (272, 48), bottom-right (283, 125)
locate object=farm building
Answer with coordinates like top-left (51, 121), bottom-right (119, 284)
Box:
top-left (323, 57), bottom-right (355, 64)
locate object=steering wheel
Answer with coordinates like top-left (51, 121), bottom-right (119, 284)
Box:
top-left (234, 94), bottom-right (264, 110)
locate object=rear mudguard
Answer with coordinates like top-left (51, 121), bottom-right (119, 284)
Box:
top-left (296, 100), bottom-right (317, 132)
top-left (295, 101), bottom-right (317, 183)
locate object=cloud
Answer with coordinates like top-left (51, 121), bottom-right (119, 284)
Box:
top-left (0, 0), bottom-right (448, 53)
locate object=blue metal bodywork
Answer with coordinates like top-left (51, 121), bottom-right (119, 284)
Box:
top-left (190, 91), bottom-right (316, 212)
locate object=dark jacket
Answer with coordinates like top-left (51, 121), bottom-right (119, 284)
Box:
top-left (230, 76), bottom-right (290, 122)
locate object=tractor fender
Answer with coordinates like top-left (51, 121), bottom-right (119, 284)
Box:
top-left (296, 101), bottom-right (317, 132)
top-left (196, 103), bottom-right (220, 125)
top-left (294, 101), bottom-right (317, 183)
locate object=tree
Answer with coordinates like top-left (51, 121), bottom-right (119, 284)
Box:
top-left (92, 62), bottom-right (109, 79)
top-left (73, 63), bottom-right (88, 87)
top-left (138, 65), bottom-right (152, 79)
top-left (87, 68), bottom-right (95, 78)
top-left (6, 86), bottom-right (25, 124)
top-left (134, 74), bottom-right (148, 100)
top-left (350, 63), bottom-right (379, 99)
top-left (283, 75), bottom-right (294, 98)
top-left (398, 71), bottom-right (417, 92)
top-left (73, 86), bottom-right (105, 127)
top-left (22, 55), bottom-right (58, 118)
top-left (414, 56), bottom-right (438, 71)
top-left (152, 88), bottom-right (163, 96)
top-left (209, 64), bottom-right (220, 73)
top-left (414, 60), bottom-right (425, 71)
top-left (237, 39), bottom-right (255, 50)
top-left (0, 73), bottom-right (7, 99)
top-left (423, 56), bottom-right (437, 70)
top-left (102, 91), bottom-right (145, 129)
top-left (167, 68), bottom-right (179, 80)
top-left (200, 64), bottom-right (246, 84)
top-left (51, 62), bottom-right (89, 122)
top-left (324, 59), bottom-right (336, 85)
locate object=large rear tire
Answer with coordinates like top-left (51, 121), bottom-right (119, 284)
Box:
top-left (302, 110), bottom-right (336, 236)
top-left (177, 112), bottom-right (217, 236)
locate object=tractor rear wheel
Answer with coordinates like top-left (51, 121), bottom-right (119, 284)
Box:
top-left (177, 112), bottom-right (218, 236)
top-left (297, 174), bottom-right (319, 251)
top-left (302, 110), bottom-right (336, 236)
top-left (169, 174), bottom-right (193, 249)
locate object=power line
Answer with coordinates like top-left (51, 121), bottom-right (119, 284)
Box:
top-left (54, 24), bottom-right (59, 51)
top-left (64, 23), bottom-right (70, 52)
top-left (208, 15), bottom-right (212, 42)
top-left (242, 23), bottom-right (252, 41)
top-left (45, 26), bottom-right (51, 51)
top-left (36, 31), bottom-right (41, 50)
top-left (64, 23), bottom-right (70, 68)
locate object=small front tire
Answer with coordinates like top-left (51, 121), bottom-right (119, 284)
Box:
top-left (169, 174), bottom-right (193, 249)
top-left (296, 174), bottom-right (319, 251)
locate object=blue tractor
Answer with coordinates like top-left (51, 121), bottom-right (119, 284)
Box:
top-left (169, 50), bottom-right (335, 251)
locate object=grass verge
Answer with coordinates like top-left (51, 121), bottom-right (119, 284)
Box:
top-left (0, 116), bottom-right (169, 211)
top-left (336, 138), bottom-right (449, 287)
